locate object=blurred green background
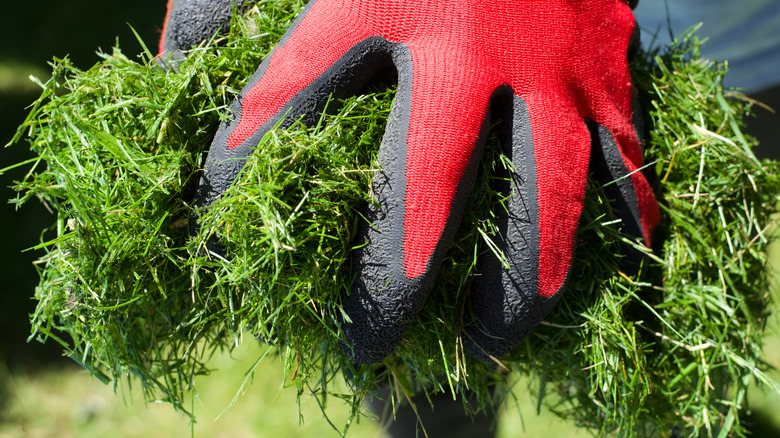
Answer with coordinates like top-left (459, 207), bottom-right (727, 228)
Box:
top-left (0, 0), bottom-right (169, 369)
top-left (0, 2), bottom-right (778, 437)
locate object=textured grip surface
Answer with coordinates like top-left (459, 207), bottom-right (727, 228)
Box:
top-left (160, 0), bottom-right (249, 54)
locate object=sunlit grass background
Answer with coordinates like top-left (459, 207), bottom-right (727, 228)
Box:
top-left (1, 342), bottom-right (593, 437)
top-left (0, 341), bottom-right (593, 437)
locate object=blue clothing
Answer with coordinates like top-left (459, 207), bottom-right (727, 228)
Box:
top-left (635, 0), bottom-right (780, 92)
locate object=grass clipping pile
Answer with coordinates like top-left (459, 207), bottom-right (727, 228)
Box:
top-left (6, 3), bottom-right (780, 436)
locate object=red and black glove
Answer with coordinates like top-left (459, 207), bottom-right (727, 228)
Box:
top-left (163, 0), bottom-right (660, 364)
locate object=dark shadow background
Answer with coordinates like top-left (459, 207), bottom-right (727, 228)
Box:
top-left (0, 1), bottom-right (167, 371)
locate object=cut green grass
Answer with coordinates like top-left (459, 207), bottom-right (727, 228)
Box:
top-left (4, 2), bottom-right (780, 436)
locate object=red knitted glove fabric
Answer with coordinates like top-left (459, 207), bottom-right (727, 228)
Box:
top-left (192, 0), bottom-right (661, 363)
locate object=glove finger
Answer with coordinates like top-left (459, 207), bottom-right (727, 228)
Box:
top-left (463, 95), bottom-right (660, 362)
top-left (343, 49), bottom-right (503, 364)
top-left (588, 115), bottom-right (660, 272)
top-left (195, 0), bottom-right (394, 207)
top-left (463, 92), bottom-right (576, 362)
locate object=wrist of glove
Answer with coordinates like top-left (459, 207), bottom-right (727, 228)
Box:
top-left (162, 0), bottom-right (659, 364)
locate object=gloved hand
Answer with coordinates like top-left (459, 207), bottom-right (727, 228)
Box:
top-left (163, 0), bottom-right (660, 364)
